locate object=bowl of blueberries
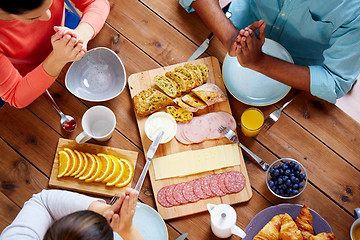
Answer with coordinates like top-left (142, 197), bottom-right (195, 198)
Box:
top-left (266, 158), bottom-right (308, 199)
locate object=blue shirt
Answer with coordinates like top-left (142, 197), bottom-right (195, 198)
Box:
top-left (180, 0), bottom-right (360, 103)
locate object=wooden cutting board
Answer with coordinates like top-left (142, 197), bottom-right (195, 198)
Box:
top-left (49, 138), bottom-right (138, 197)
top-left (128, 56), bottom-right (252, 219)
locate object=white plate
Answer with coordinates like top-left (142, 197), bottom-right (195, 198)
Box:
top-left (222, 38), bottom-right (293, 106)
top-left (133, 203), bottom-right (168, 240)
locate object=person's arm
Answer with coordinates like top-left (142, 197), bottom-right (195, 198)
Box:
top-left (0, 190), bottom-right (105, 240)
top-left (0, 30), bottom-right (85, 108)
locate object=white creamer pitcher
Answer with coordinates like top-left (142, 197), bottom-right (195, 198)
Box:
top-left (207, 203), bottom-right (246, 239)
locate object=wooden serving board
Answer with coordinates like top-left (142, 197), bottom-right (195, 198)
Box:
top-left (128, 56), bottom-right (252, 219)
top-left (49, 138), bottom-right (138, 197)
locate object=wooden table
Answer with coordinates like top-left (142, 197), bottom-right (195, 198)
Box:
top-left (1, 0), bottom-right (359, 239)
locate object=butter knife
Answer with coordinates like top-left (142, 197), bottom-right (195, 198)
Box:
top-left (134, 131), bottom-right (164, 192)
top-left (187, 33), bottom-right (214, 61)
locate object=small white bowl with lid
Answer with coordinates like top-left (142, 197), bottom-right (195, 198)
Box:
top-left (145, 112), bottom-right (177, 144)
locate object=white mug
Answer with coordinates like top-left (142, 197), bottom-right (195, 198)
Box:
top-left (351, 208), bottom-right (360, 240)
top-left (75, 106), bottom-right (116, 144)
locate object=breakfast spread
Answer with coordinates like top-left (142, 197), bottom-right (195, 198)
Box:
top-left (157, 171), bottom-right (246, 208)
top-left (57, 148), bottom-right (133, 188)
top-left (175, 112), bottom-right (236, 144)
top-left (253, 205), bottom-right (336, 240)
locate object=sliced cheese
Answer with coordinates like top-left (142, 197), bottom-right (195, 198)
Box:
top-left (152, 143), bottom-right (241, 180)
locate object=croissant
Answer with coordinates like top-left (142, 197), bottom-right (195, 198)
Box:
top-left (295, 205), bottom-right (314, 240)
top-left (279, 213), bottom-right (303, 240)
top-left (253, 214), bottom-right (284, 240)
top-left (309, 233), bottom-right (336, 240)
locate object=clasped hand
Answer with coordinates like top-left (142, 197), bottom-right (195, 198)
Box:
top-left (229, 20), bottom-right (266, 70)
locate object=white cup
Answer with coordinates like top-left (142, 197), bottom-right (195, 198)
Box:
top-left (75, 106), bottom-right (116, 144)
top-left (351, 208), bottom-right (360, 240)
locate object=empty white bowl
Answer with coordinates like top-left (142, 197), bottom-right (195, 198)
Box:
top-left (65, 47), bottom-right (126, 102)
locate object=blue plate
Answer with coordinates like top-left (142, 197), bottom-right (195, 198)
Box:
top-left (134, 203), bottom-right (168, 240)
top-left (222, 38), bottom-right (293, 106)
top-left (243, 204), bottom-right (333, 240)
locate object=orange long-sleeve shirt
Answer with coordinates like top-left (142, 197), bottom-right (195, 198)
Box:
top-left (0, 0), bottom-right (110, 108)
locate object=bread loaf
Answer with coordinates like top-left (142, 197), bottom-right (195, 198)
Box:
top-left (166, 106), bottom-right (193, 122)
top-left (153, 75), bottom-right (180, 98)
top-left (192, 83), bottom-right (227, 106)
top-left (165, 71), bottom-right (191, 92)
top-left (133, 88), bottom-right (173, 116)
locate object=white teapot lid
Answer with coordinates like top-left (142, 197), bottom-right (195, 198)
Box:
top-left (210, 204), bottom-right (237, 229)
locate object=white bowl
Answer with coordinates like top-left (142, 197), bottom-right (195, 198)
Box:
top-left (65, 47), bottom-right (126, 102)
top-left (145, 112), bottom-right (177, 144)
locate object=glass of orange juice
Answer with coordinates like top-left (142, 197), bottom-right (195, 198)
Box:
top-left (240, 108), bottom-right (264, 137)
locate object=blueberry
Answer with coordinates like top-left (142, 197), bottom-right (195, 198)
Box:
top-left (284, 193), bottom-right (290, 197)
top-left (285, 179), bottom-right (292, 186)
top-left (279, 189), bottom-right (284, 195)
top-left (271, 185), bottom-right (277, 191)
top-left (273, 165), bottom-right (279, 170)
top-left (291, 176), bottom-right (296, 183)
top-left (290, 172), bottom-right (295, 177)
top-left (268, 180), bottom-right (274, 187)
top-left (294, 178), bottom-right (300, 183)
top-left (270, 168), bottom-right (275, 174)
top-left (282, 184), bottom-right (287, 190)
top-left (279, 169), bottom-right (284, 175)
top-left (299, 173), bottom-right (306, 181)
top-left (275, 189), bottom-right (280, 195)
top-left (287, 188), bottom-right (293, 194)
top-left (281, 164), bottom-right (288, 170)
top-left (274, 169), bottom-right (280, 177)
top-left (282, 175), bottom-right (289, 181)
top-left (293, 183), bottom-right (299, 189)
top-left (299, 182), bottom-right (304, 189)
top-left (295, 171), bottom-right (300, 177)
top-left (285, 169), bottom-right (291, 175)
top-left (289, 161), bottom-right (295, 168)
top-left (294, 165), bottom-right (301, 171)
top-left (284, 160), bottom-right (290, 166)
top-left (293, 189), bottom-right (299, 195)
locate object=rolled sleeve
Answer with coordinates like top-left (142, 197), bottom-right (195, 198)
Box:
top-left (179, 0), bottom-right (196, 13)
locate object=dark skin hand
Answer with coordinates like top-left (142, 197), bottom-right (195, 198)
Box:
top-left (191, 0), bottom-right (311, 92)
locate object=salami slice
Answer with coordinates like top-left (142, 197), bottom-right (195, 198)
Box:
top-left (209, 174), bottom-right (226, 196)
top-left (193, 178), bottom-right (210, 199)
top-left (157, 186), bottom-right (173, 208)
top-left (173, 183), bottom-right (189, 204)
top-left (224, 171), bottom-right (246, 193)
top-left (183, 116), bottom-right (210, 143)
top-left (201, 175), bottom-right (216, 198)
top-left (165, 184), bottom-right (180, 206)
top-left (218, 172), bottom-right (232, 194)
top-left (182, 180), bottom-right (200, 202)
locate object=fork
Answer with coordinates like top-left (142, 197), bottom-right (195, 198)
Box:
top-left (108, 193), bottom-right (119, 205)
top-left (262, 93), bottom-right (298, 132)
top-left (218, 125), bottom-right (269, 171)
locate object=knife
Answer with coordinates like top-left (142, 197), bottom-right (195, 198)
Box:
top-left (134, 131), bottom-right (164, 192)
top-left (175, 233), bottom-right (188, 240)
top-left (187, 3), bottom-right (232, 62)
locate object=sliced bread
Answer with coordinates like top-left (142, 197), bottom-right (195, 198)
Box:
top-left (173, 98), bottom-right (198, 112)
top-left (153, 75), bottom-right (180, 98)
top-left (166, 106), bottom-right (193, 122)
top-left (184, 63), bottom-right (204, 86)
top-left (165, 71), bottom-right (191, 92)
top-left (133, 88), bottom-right (173, 116)
top-left (196, 63), bottom-right (209, 83)
top-left (182, 93), bottom-right (207, 110)
top-left (174, 66), bottom-right (198, 89)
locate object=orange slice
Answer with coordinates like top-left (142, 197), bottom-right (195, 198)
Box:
top-left (106, 156), bottom-right (125, 186)
top-left (72, 150), bottom-right (85, 176)
top-left (85, 154), bottom-right (103, 182)
top-left (115, 158), bottom-right (134, 188)
top-left (62, 148), bottom-right (76, 176)
top-left (95, 153), bottom-right (113, 182)
top-left (75, 152), bottom-right (88, 178)
top-left (58, 150), bottom-right (71, 178)
top-left (64, 148), bottom-right (79, 176)
top-left (79, 153), bottom-right (97, 180)
top-left (103, 155), bottom-right (121, 183)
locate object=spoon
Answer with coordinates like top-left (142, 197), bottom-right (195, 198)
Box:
top-left (43, 90), bottom-right (77, 132)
